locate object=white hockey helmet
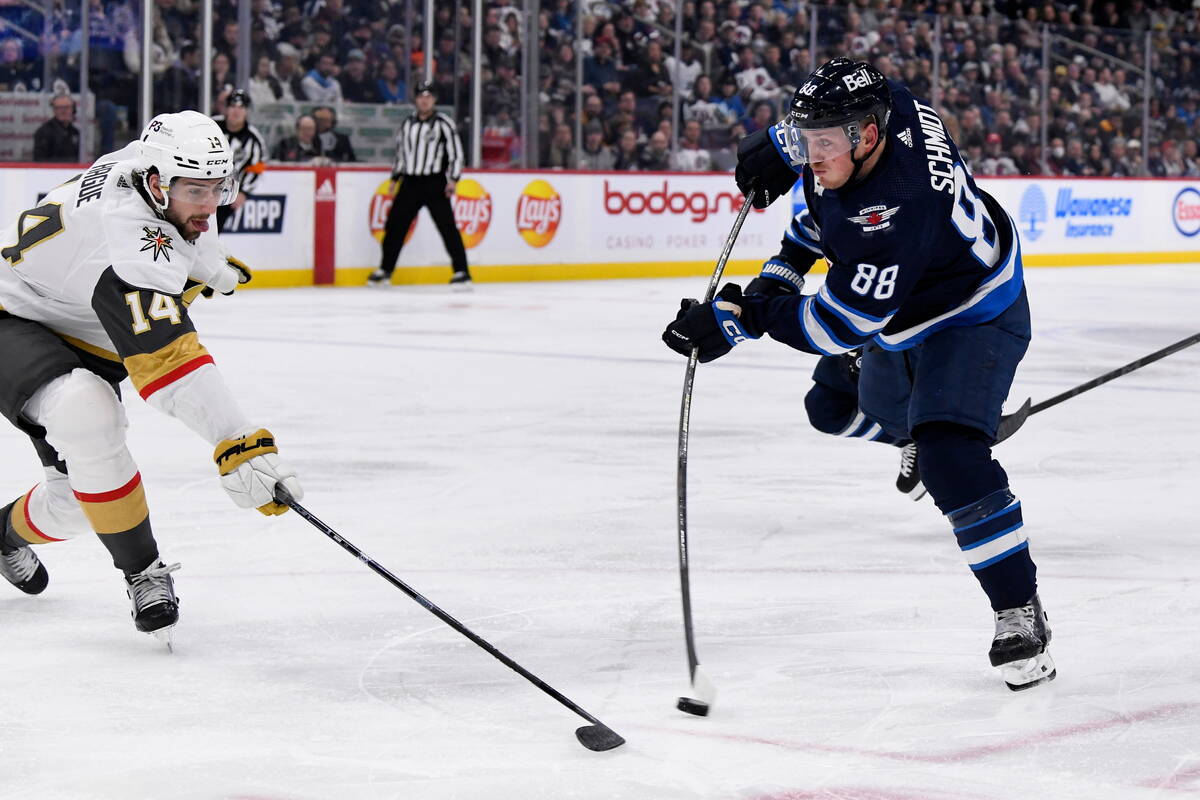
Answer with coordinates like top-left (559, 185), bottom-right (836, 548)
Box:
top-left (137, 110), bottom-right (240, 212)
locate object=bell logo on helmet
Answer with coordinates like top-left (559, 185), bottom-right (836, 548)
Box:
top-left (842, 67), bottom-right (876, 92)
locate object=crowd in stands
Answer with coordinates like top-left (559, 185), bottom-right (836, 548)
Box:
top-left (1, 0), bottom-right (1198, 175)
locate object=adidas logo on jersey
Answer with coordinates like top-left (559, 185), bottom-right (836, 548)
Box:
top-left (898, 128), bottom-right (914, 148)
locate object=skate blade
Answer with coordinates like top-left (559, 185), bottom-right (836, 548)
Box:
top-left (1000, 650), bottom-right (1055, 691)
top-left (449, 282), bottom-right (474, 293)
top-left (908, 483), bottom-right (928, 501)
top-left (151, 625), bottom-right (176, 653)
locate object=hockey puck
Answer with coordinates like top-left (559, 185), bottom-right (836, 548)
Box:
top-left (676, 696), bottom-right (710, 716)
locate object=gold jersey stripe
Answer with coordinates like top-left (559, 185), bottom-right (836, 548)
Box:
top-left (124, 331), bottom-right (213, 398)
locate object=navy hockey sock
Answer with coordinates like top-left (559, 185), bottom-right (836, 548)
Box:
top-left (914, 422), bottom-right (1037, 611)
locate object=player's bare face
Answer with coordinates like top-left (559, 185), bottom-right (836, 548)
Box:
top-left (165, 178), bottom-right (223, 241)
top-left (803, 127), bottom-right (855, 188)
top-left (804, 124), bottom-right (879, 189)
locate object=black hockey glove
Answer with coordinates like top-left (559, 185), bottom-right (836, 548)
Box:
top-left (662, 283), bottom-right (760, 363)
top-left (735, 127), bottom-right (801, 209)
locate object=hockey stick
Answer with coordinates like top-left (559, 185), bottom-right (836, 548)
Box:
top-left (274, 487), bottom-right (625, 752)
top-left (995, 330), bottom-right (1200, 443)
top-left (675, 189), bottom-right (757, 717)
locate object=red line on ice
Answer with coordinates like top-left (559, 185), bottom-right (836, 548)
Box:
top-left (650, 701), bottom-right (1197, 764)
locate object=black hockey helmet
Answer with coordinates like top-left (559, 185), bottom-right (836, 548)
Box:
top-left (778, 58), bottom-right (892, 180)
top-left (227, 88), bottom-right (252, 108)
top-left (414, 80), bottom-right (436, 99)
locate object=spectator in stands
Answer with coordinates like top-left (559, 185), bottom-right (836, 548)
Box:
top-left (154, 42), bottom-right (201, 115)
top-left (1059, 137), bottom-right (1088, 176)
top-left (312, 105), bottom-right (356, 162)
top-left (1009, 139), bottom-right (1038, 176)
top-left (273, 114), bottom-right (326, 164)
top-left (1150, 139), bottom-right (1186, 177)
top-left (732, 46), bottom-right (781, 105)
top-left (708, 121), bottom-right (744, 172)
top-left (1106, 137), bottom-right (1139, 177)
top-left (578, 123), bottom-right (615, 170)
top-left (248, 54), bottom-right (283, 105)
top-left (671, 119), bottom-right (712, 172)
top-left (581, 93), bottom-right (609, 140)
top-left (377, 58), bottom-right (407, 104)
top-left (666, 41), bottom-right (703, 97)
top-left (979, 132), bottom-right (1018, 175)
top-left (273, 43), bottom-right (306, 101)
top-left (1182, 139), bottom-right (1200, 176)
top-left (211, 51), bottom-right (235, 105)
top-left (614, 128), bottom-right (641, 170)
top-left (744, 100), bottom-right (774, 134)
top-left (628, 40), bottom-right (673, 105)
top-left (584, 37), bottom-right (622, 105)
top-left (638, 130), bottom-right (670, 171)
top-left (714, 75), bottom-right (746, 123)
top-left (684, 75), bottom-right (735, 132)
top-left (485, 56), bottom-right (520, 118)
top-left (542, 123), bottom-right (574, 169)
top-left (302, 53), bottom-right (344, 104)
top-left (32, 94), bottom-right (80, 163)
top-left (340, 49), bottom-right (378, 102)
top-left (481, 104), bottom-right (519, 168)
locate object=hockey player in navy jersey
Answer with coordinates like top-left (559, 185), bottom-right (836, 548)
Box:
top-left (662, 58), bottom-right (1054, 691)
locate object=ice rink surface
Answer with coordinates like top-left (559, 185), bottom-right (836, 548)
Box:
top-left (1, 265), bottom-right (1198, 800)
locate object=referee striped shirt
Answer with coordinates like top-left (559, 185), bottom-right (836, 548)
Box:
top-left (390, 111), bottom-right (464, 180)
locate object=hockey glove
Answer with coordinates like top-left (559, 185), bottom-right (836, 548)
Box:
top-left (201, 254), bottom-right (254, 298)
top-left (214, 428), bottom-right (304, 516)
top-left (662, 283), bottom-right (760, 363)
top-left (735, 127), bottom-right (801, 209)
top-left (746, 259), bottom-right (806, 298)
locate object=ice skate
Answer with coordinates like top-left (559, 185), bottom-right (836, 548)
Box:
top-left (366, 269), bottom-right (391, 287)
top-left (449, 270), bottom-right (473, 291)
top-left (989, 593), bottom-right (1056, 691)
top-left (895, 442), bottom-right (927, 501)
top-left (126, 560), bottom-right (181, 647)
top-left (0, 501), bottom-right (48, 595)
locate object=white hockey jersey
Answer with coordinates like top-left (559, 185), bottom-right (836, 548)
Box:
top-left (0, 144), bottom-right (251, 444)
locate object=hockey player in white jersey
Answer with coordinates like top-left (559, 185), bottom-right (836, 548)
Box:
top-left (0, 110), bottom-right (304, 643)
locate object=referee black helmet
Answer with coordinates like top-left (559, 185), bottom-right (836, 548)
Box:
top-left (414, 80), bottom-right (436, 99)
top-left (227, 88), bottom-right (252, 108)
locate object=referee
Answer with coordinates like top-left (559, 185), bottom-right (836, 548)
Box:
top-left (213, 89), bottom-right (268, 231)
top-left (368, 81), bottom-right (471, 287)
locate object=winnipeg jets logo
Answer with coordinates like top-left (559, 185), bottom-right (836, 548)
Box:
top-left (848, 205), bottom-right (900, 233)
top-left (139, 226), bottom-right (174, 262)
top-left (898, 128), bottom-right (914, 148)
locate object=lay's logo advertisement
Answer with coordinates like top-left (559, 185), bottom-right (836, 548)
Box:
top-left (452, 178), bottom-right (492, 249)
top-left (516, 179), bottom-right (561, 248)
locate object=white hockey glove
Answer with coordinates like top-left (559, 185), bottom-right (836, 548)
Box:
top-left (213, 428), bottom-right (303, 516)
top-left (202, 254), bottom-right (254, 297)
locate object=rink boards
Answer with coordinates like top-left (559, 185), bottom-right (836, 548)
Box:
top-left (1, 163), bottom-right (1196, 286)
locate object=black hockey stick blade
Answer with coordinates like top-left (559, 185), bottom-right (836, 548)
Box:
top-left (994, 397), bottom-right (1032, 444)
top-left (575, 724), bottom-right (626, 751)
top-left (274, 486), bottom-right (626, 752)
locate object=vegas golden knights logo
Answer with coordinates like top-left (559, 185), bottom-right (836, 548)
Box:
top-left (139, 226), bottom-right (174, 262)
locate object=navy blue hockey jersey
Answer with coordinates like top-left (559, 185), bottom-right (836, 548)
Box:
top-left (743, 84), bottom-right (1024, 354)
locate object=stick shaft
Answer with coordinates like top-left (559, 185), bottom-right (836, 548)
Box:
top-left (1029, 331), bottom-right (1200, 416)
top-left (677, 191), bottom-right (756, 678)
top-left (282, 496), bottom-right (610, 729)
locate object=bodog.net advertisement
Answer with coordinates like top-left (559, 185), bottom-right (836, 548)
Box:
top-left (334, 169), bottom-right (785, 282)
